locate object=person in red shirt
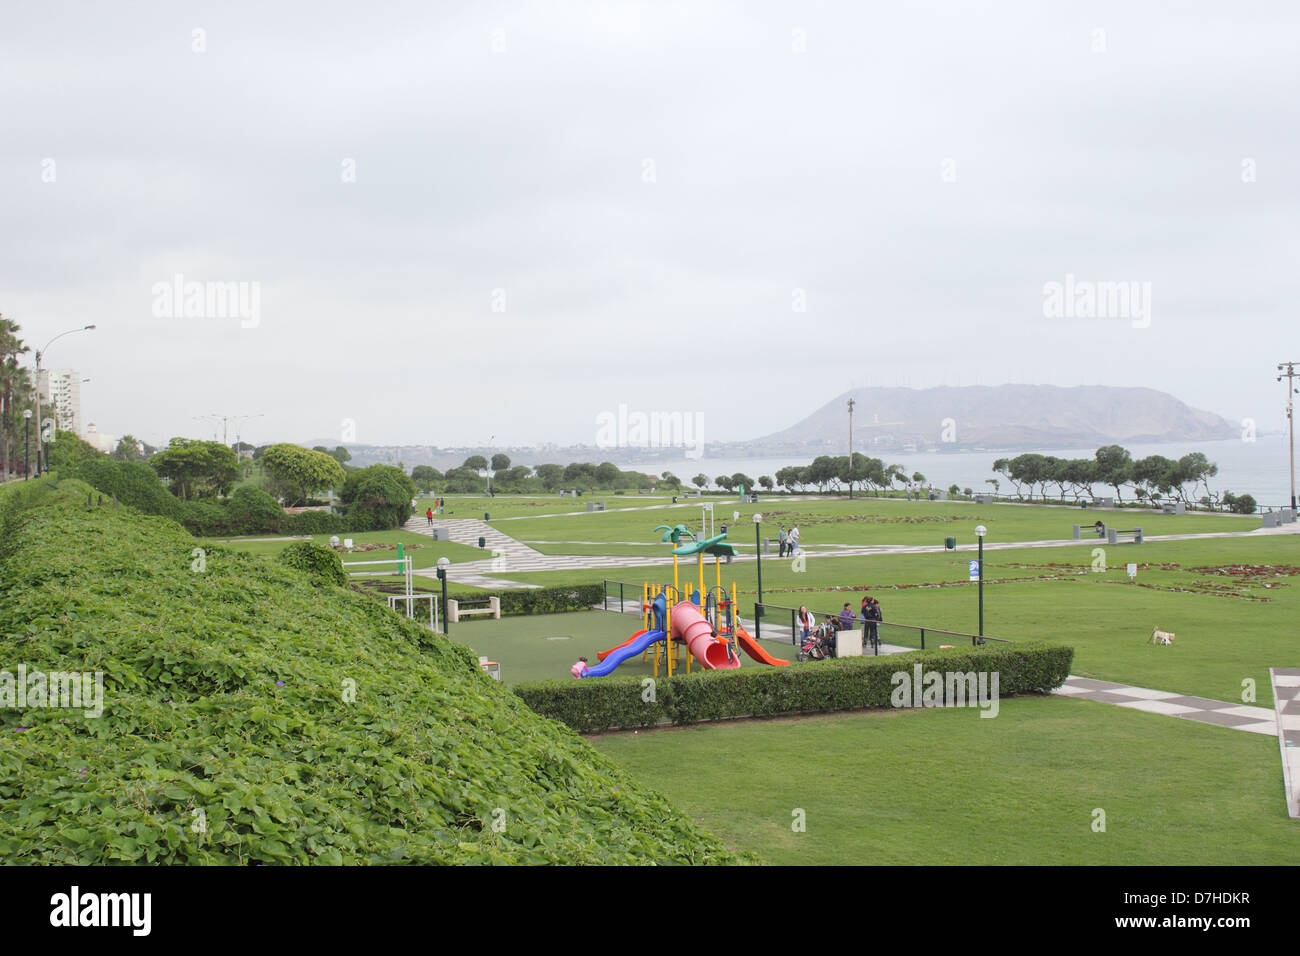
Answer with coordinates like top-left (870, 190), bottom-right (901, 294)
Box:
top-left (425, 507), bottom-right (433, 526)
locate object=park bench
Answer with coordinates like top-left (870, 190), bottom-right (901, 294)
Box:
top-left (1107, 527), bottom-right (1143, 544)
top-left (447, 596), bottom-right (502, 623)
top-left (1161, 501), bottom-right (1186, 515)
top-left (974, 494), bottom-right (994, 505)
top-left (1073, 521), bottom-right (1106, 539)
top-left (586, 501), bottom-right (606, 512)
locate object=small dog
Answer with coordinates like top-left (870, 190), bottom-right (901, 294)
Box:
top-left (1152, 627), bottom-right (1176, 646)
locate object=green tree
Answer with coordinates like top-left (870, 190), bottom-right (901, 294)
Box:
top-left (691, 473), bottom-right (708, 489)
top-left (463, 455), bottom-right (489, 471)
top-left (113, 435), bottom-right (145, 461)
top-left (758, 475), bottom-right (773, 491)
top-left (0, 316), bottom-right (33, 479)
top-left (261, 443), bottom-right (346, 506)
top-left (595, 462), bottom-right (621, 486)
top-left (659, 471), bottom-right (682, 490)
top-left (731, 473), bottom-right (755, 493)
top-left (341, 464), bottom-right (417, 529)
top-left (535, 463), bottom-right (564, 490)
top-left (714, 475), bottom-right (734, 491)
top-left (490, 453), bottom-right (511, 472)
top-left (150, 437), bottom-right (238, 500)
top-left (1093, 445), bottom-right (1133, 503)
top-left (330, 446), bottom-right (352, 465)
top-left (410, 465), bottom-right (442, 493)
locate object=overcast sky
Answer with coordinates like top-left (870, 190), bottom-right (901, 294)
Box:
top-left (4, 1), bottom-right (1297, 449)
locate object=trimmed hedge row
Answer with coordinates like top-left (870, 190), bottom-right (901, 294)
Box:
top-left (451, 584), bottom-right (605, 617)
top-left (514, 641), bottom-right (1074, 734)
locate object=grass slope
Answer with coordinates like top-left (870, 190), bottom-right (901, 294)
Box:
top-left (0, 480), bottom-right (751, 864)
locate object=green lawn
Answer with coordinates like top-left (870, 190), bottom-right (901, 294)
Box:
top-left (208, 529), bottom-right (484, 575)
top-left (445, 610), bottom-right (798, 685)
top-left (590, 696), bottom-right (1298, 865)
top-left (483, 535), bottom-right (1300, 705)
top-left (419, 493), bottom-right (677, 520)
top-left (491, 497), bottom-right (1257, 555)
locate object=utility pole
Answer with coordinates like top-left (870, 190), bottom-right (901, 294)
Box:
top-left (847, 397), bottom-right (856, 499)
top-left (1280, 362), bottom-right (1298, 511)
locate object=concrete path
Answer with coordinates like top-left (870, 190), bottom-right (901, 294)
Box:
top-left (1052, 676), bottom-right (1277, 735)
top-left (1269, 669), bottom-right (1300, 817)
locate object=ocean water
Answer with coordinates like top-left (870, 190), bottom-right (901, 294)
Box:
top-left (651, 436), bottom-right (1298, 508)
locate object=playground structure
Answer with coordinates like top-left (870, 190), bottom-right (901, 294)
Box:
top-left (582, 520), bottom-right (788, 677)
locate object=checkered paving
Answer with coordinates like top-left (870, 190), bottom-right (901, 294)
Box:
top-left (1053, 676), bottom-right (1278, 735)
top-left (1270, 668), bottom-right (1300, 818)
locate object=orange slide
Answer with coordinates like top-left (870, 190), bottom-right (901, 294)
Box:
top-left (597, 629), bottom-right (647, 662)
top-left (735, 626), bottom-right (789, 666)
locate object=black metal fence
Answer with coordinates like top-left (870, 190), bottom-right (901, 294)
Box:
top-left (752, 601), bottom-right (1009, 653)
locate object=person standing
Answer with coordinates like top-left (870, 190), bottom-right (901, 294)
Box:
top-left (778, 526), bottom-right (787, 558)
top-left (795, 605), bottom-right (814, 644)
top-left (426, 507), bottom-right (434, 526)
top-left (789, 525), bottom-right (800, 555)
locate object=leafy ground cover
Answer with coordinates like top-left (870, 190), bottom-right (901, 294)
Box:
top-left (0, 479), bottom-right (751, 864)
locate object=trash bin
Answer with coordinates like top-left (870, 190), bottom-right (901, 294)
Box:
top-left (944, 536), bottom-right (956, 550)
top-left (484, 512), bottom-right (490, 521)
top-left (478, 536), bottom-right (486, 548)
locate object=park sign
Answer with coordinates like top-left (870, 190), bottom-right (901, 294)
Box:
top-left (969, 560), bottom-right (980, 582)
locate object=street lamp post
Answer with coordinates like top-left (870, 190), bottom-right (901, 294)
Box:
top-left (34, 324), bottom-right (96, 474)
top-left (436, 557), bottom-right (450, 636)
top-left (975, 525), bottom-right (987, 643)
top-left (753, 513), bottom-right (763, 605)
top-left (1279, 363), bottom-right (1298, 511)
top-left (23, 409), bottom-right (32, 479)
top-left (847, 397), bottom-right (855, 499)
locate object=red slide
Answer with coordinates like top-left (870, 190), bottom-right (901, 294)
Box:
top-left (735, 626), bottom-right (789, 666)
top-left (597, 629), bottom-right (647, 662)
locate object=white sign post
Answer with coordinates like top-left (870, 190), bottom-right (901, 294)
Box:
top-left (1126, 563), bottom-right (1137, 581)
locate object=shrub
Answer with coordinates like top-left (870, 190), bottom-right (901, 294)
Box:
top-left (279, 541), bottom-right (347, 587)
top-left (341, 465), bottom-right (416, 530)
top-left (69, 459), bottom-right (183, 520)
top-left (446, 584), bottom-right (604, 617)
top-left (515, 642), bottom-right (1074, 734)
top-left (227, 486), bottom-right (285, 535)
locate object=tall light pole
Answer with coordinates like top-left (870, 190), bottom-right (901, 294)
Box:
top-left (23, 409), bottom-right (32, 479)
top-left (436, 557), bottom-right (450, 636)
top-left (974, 525), bottom-right (987, 643)
top-left (847, 397), bottom-right (856, 500)
top-left (34, 324), bottom-right (96, 473)
top-left (753, 512), bottom-right (763, 604)
top-left (1279, 362), bottom-right (1298, 511)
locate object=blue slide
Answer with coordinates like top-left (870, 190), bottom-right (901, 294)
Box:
top-left (583, 630), bottom-right (665, 677)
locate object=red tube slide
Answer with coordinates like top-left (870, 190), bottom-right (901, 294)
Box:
top-left (670, 601), bottom-right (740, 670)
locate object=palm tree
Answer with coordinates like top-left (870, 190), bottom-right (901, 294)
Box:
top-left (0, 316), bottom-right (33, 479)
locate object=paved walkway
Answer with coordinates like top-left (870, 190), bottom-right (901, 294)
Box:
top-left (1052, 676), bottom-right (1278, 735)
top-left (1269, 669), bottom-right (1300, 817)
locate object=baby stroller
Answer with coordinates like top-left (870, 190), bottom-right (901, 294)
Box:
top-left (797, 620), bottom-right (838, 661)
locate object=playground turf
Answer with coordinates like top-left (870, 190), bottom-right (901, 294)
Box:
top-left (590, 695), bottom-right (1300, 866)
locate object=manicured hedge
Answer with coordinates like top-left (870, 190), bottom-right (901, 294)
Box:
top-left (452, 584), bottom-right (605, 617)
top-left (515, 642), bottom-right (1074, 734)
